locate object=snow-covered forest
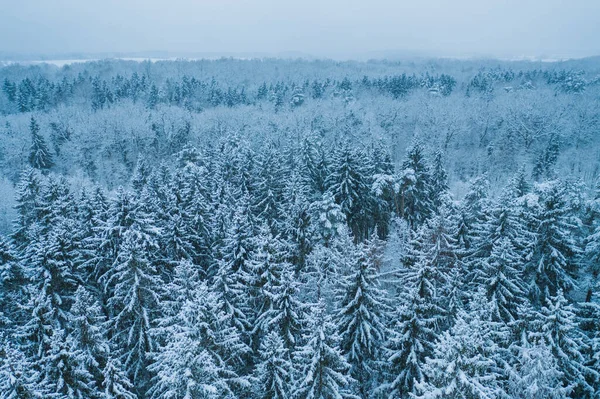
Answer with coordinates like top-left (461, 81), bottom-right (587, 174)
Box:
top-left (0, 57), bottom-right (600, 399)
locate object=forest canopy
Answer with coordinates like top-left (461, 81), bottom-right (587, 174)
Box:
top-left (0, 57), bottom-right (599, 399)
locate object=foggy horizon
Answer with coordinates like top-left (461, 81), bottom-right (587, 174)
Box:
top-left (2, 0), bottom-right (599, 61)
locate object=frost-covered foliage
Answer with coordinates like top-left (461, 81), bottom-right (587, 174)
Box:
top-left (1, 57), bottom-right (600, 399)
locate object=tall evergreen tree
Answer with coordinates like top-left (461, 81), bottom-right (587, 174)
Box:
top-left (414, 308), bottom-right (504, 399)
top-left (252, 331), bottom-right (293, 399)
top-left (294, 302), bottom-right (353, 399)
top-left (149, 282), bottom-right (248, 399)
top-left (530, 290), bottom-right (599, 398)
top-left (105, 231), bottom-right (162, 394)
top-left (398, 143), bottom-right (433, 228)
top-left (335, 239), bottom-right (389, 398)
top-left (0, 338), bottom-right (42, 399)
top-left (526, 181), bottom-right (581, 304)
top-left (28, 117), bottom-right (53, 171)
top-left (430, 151), bottom-right (451, 212)
top-left (101, 357), bottom-right (137, 399)
top-left (326, 143), bottom-right (373, 241)
top-left (508, 339), bottom-right (570, 399)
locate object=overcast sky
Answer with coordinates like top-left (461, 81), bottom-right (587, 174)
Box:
top-left (1, 0), bottom-right (599, 59)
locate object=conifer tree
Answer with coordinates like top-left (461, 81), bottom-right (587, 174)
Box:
top-left (248, 224), bottom-right (293, 350)
top-left (526, 181), bottom-right (581, 304)
top-left (28, 117), bottom-right (53, 171)
top-left (430, 151), bottom-right (451, 212)
top-left (477, 237), bottom-right (527, 324)
top-left (294, 302), bottom-right (353, 399)
top-left (414, 308), bottom-right (504, 399)
top-left (39, 330), bottom-right (98, 399)
top-left (149, 282), bottom-right (248, 399)
top-left (105, 232), bottom-right (162, 393)
top-left (252, 331), bottom-right (293, 399)
top-left (0, 237), bottom-right (26, 330)
top-left (326, 143), bottom-right (373, 240)
top-left (335, 239), bottom-right (389, 398)
top-left (530, 290), bottom-right (599, 397)
top-left (398, 143), bottom-right (433, 228)
top-left (69, 286), bottom-right (109, 381)
top-left (508, 339), bottom-right (570, 399)
top-left (386, 287), bottom-right (440, 398)
top-left (0, 338), bottom-right (42, 399)
top-left (11, 167), bottom-right (43, 253)
top-left (101, 357), bottom-right (137, 399)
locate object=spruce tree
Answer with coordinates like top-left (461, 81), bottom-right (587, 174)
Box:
top-left (252, 331), bottom-right (293, 399)
top-left (69, 286), bottom-right (109, 382)
top-left (508, 339), bottom-right (570, 399)
top-left (530, 290), bottom-right (599, 398)
top-left (148, 282), bottom-right (248, 399)
top-left (294, 302), bottom-right (353, 399)
top-left (0, 237), bottom-right (26, 330)
top-left (398, 143), bottom-right (433, 228)
top-left (0, 338), bottom-right (42, 399)
top-left (414, 309), bottom-right (504, 399)
top-left (326, 143), bottom-right (373, 240)
top-left (335, 239), bottom-right (389, 398)
top-left (105, 231), bottom-right (162, 393)
top-left (430, 150), bottom-right (451, 212)
top-left (526, 181), bottom-right (581, 304)
top-left (101, 357), bottom-right (137, 399)
top-left (476, 237), bottom-right (527, 324)
top-left (28, 117), bottom-right (53, 171)
top-left (39, 330), bottom-right (98, 399)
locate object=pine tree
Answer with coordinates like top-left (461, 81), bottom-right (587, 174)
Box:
top-left (0, 338), bottom-right (42, 399)
top-left (530, 290), bottom-right (599, 397)
top-left (386, 288), bottom-right (440, 398)
top-left (39, 330), bottom-right (98, 399)
top-left (476, 237), bottom-right (527, 324)
top-left (508, 339), bottom-right (570, 399)
top-left (253, 147), bottom-right (285, 234)
top-left (91, 188), bottom-right (138, 294)
top-left (585, 184), bottom-right (600, 302)
top-left (294, 302), bottom-right (353, 399)
top-left (386, 216), bottom-right (453, 398)
top-left (326, 143), bottom-right (373, 240)
top-left (69, 286), bottom-right (109, 381)
top-left (281, 172), bottom-right (313, 274)
top-left (414, 308), bottom-right (504, 399)
top-left (305, 225), bottom-right (355, 301)
top-left (255, 267), bottom-right (306, 352)
top-left (252, 331), bottom-right (293, 399)
top-left (15, 289), bottom-right (55, 363)
top-left (398, 143), bottom-right (433, 228)
top-left (248, 224), bottom-right (292, 350)
top-left (368, 143), bottom-right (396, 239)
top-left (526, 181), bottom-right (581, 304)
top-left (11, 168), bottom-right (42, 253)
top-left (335, 239), bottom-right (389, 398)
top-left (28, 117), bottom-right (53, 171)
top-left (299, 136), bottom-right (329, 198)
top-left (101, 357), bottom-right (137, 399)
top-left (105, 231), bottom-right (162, 393)
top-left (148, 282), bottom-right (248, 399)
top-left (430, 151), bottom-right (451, 212)
top-left (0, 237), bottom-right (26, 330)
top-left (309, 192), bottom-right (346, 248)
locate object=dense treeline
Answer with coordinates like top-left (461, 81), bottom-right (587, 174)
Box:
top-left (0, 57), bottom-right (600, 398)
top-left (1, 135), bottom-right (599, 398)
top-left (1, 58), bottom-right (599, 206)
top-left (1, 61), bottom-right (596, 114)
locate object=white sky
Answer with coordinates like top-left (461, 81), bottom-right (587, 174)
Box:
top-left (1, 0), bottom-right (599, 59)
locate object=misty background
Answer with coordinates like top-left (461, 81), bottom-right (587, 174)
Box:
top-left (1, 0), bottom-right (599, 60)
